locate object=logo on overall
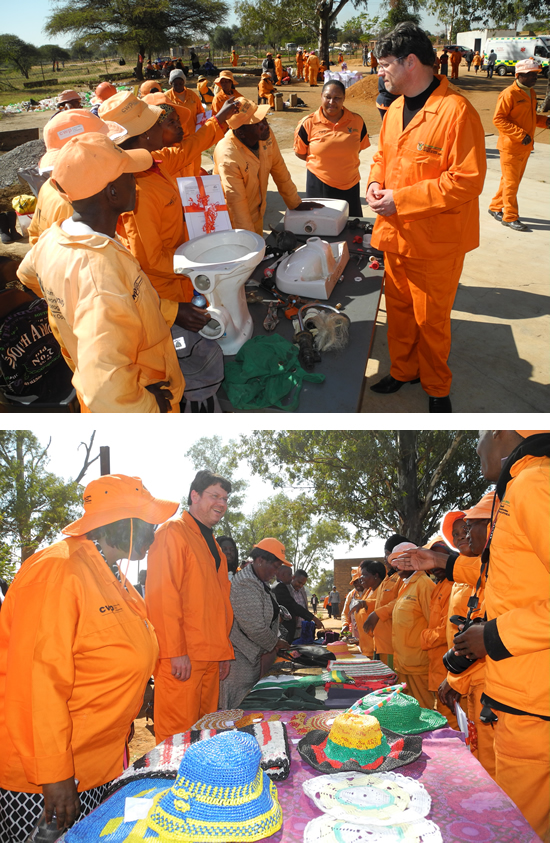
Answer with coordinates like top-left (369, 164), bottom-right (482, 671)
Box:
top-left (99, 604), bottom-right (122, 614)
top-left (417, 142), bottom-right (424, 151)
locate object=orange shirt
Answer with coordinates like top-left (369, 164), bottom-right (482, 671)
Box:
top-left (197, 79), bottom-right (214, 104)
top-left (450, 52), bottom-right (462, 67)
top-left (420, 578), bottom-right (453, 690)
top-left (493, 80), bottom-right (548, 152)
top-left (211, 88), bottom-right (241, 115)
top-left (294, 106), bottom-right (370, 191)
top-left (145, 511), bottom-right (234, 662)
top-left (275, 58), bottom-right (283, 78)
top-left (446, 581), bottom-right (472, 647)
top-left (369, 76), bottom-right (486, 260)
top-left (28, 178), bottom-right (73, 246)
top-left (296, 53), bottom-right (304, 70)
top-left (446, 579), bottom-right (488, 696)
top-left (307, 56), bottom-right (320, 76)
top-left (166, 86), bottom-right (205, 134)
top-left (372, 572), bottom-right (403, 656)
top-left (0, 538), bottom-right (158, 792)
top-left (392, 572), bottom-right (435, 675)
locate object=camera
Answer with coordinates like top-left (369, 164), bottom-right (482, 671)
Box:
top-left (442, 614), bottom-right (483, 675)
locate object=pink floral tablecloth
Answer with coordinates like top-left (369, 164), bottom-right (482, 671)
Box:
top-left (269, 711), bottom-right (539, 843)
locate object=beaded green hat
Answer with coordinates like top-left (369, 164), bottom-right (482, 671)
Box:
top-left (147, 731), bottom-right (283, 841)
top-left (356, 691), bottom-right (447, 735)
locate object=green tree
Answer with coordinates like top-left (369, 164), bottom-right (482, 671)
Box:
top-left (0, 430), bottom-right (99, 578)
top-left (339, 14), bottom-right (381, 43)
top-left (239, 430), bottom-right (489, 545)
top-left (234, 492), bottom-right (349, 578)
top-left (39, 44), bottom-right (72, 72)
top-left (185, 435), bottom-right (248, 536)
top-left (46, 0), bottom-right (229, 80)
top-left (310, 567), bottom-right (334, 598)
top-left (210, 24), bottom-right (240, 52)
top-left (0, 35), bottom-right (40, 79)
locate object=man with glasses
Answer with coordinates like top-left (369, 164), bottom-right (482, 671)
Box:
top-left (367, 23), bottom-right (486, 413)
top-left (145, 470), bottom-right (234, 740)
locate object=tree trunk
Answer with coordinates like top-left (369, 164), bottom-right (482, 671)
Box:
top-left (135, 46), bottom-right (145, 81)
top-left (396, 430), bottom-right (422, 543)
top-left (318, 13), bottom-right (331, 65)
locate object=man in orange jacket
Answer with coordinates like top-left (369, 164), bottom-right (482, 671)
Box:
top-left (145, 470), bottom-right (234, 742)
top-left (307, 50), bottom-right (320, 86)
top-left (392, 430), bottom-right (550, 842)
top-left (367, 23), bottom-right (486, 413)
top-left (488, 58), bottom-right (550, 232)
top-left (450, 49), bottom-right (462, 79)
top-left (296, 48), bottom-right (304, 80)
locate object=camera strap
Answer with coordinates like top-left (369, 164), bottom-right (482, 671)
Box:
top-left (465, 490), bottom-right (500, 622)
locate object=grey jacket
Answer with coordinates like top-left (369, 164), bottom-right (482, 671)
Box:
top-left (229, 564), bottom-right (280, 665)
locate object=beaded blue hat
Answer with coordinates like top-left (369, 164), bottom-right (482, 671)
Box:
top-left (147, 730), bottom-right (283, 841)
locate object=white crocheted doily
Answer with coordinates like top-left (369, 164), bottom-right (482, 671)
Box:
top-left (303, 772), bottom-right (431, 825)
top-left (303, 816), bottom-right (442, 843)
top-left (192, 709), bottom-right (244, 729)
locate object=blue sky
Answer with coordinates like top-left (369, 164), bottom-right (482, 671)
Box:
top-left (3, 0), bottom-right (443, 51)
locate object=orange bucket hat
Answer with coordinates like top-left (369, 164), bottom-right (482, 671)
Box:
top-left (515, 430), bottom-right (550, 437)
top-left (463, 490), bottom-right (497, 520)
top-left (349, 566), bottom-right (362, 585)
top-left (253, 537), bottom-right (291, 566)
top-left (139, 79), bottom-right (164, 96)
top-left (51, 133), bottom-right (152, 202)
top-left (63, 474), bottom-right (179, 536)
top-left (91, 81), bottom-right (117, 104)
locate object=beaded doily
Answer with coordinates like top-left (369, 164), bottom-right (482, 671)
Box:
top-left (192, 709), bottom-right (244, 729)
top-left (303, 816), bottom-right (443, 843)
top-left (302, 771), bottom-right (431, 825)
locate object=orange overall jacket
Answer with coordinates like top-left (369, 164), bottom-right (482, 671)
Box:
top-left (165, 87), bottom-right (206, 175)
top-left (0, 538), bottom-right (158, 792)
top-left (213, 128), bottom-right (301, 234)
top-left (452, 455), bottom-right (549, 718)
top-left (493, 80), bottom-right (548, 152)
top-left (17, 222), bottom-right (184, 413)
top-left (355, 588), bottom-right (377, 657)
top-left (145, 511), bottom-right (234, 663)
top-left (369, 76), bottom-right (486, 260)
top-left (391, 572), bottom-right (434, 675)
top-left (372, 572), bottom-right (403, 656)
top-left (420, 578), bottom-right (453, 690)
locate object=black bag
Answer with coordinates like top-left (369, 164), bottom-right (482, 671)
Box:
top-left (278, 644), bottom-right (336, 669)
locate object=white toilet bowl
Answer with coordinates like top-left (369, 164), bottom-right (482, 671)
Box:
top-left (174, 229), bottom-right (266, 355)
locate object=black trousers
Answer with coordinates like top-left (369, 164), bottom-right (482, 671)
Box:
top-left (306, 169), bottom-right (363, 217)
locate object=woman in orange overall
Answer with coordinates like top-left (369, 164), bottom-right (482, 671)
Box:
top-left (258, 72), bottom-right (276, 108)
top-left (275, 54), bottom-right (284, 84)
top-left (231, 48), bottom-right (239, 67)
top-left (0, 475), bottom-right (177, 841)
top-left (351, 560), bottom-right (386, 656)
top-left (296, 49), bottom-right (304, 80)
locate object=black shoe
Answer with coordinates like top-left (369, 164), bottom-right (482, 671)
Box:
top-left (488, 209), bottom-right (503, 222)
top-left (429, 395), bottom-right (452, 412)
top-left (6, 210), bottom-right (22, 241)
top-left (502, 219), bottom-right (530, 232)
top-left (370, 374), bottom-right (421, 394)
top-left (0, 213), bottom-right (12, 244)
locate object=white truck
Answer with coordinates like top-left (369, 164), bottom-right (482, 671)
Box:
top-left (483, 36), bottom-right (550, 76)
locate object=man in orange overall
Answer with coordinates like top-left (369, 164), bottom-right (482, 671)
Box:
top-left (231, 48), bottom-right (239, 66)
top-left (392, 430), bottom-right (550, 843)
top-left (450, 49), bottom-right (462, 79)
top-left (145, 470), bottom-right (234, 742)
top-left (275, 54), bottom-right (284, 84)
top-left (488, 58), bottom-right (550, 231)
top-left (367, 23), bottom-right (486, 413)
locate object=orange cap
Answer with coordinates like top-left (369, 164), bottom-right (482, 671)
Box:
top-left (99, 91), bottom-right (162, 139)
top-left (139, 80), bottom-right (164, 96)
top-left (253, 537), bottom-right (291, 566)
top-left (51, 133), bottom-right (152, 202)
top-left (424, 534), bottom-right (447, 551)
top-left (63, 474), bottom-right (179, 536)
top-left (463, 491), bottom-right (497, 520)
top-left (227, 97), bottom-right (270, 130)
top-left (440, 510), bottom-right (465, 549)
top-left (515, 430), bottom-right (550, 437)
top-left (40, 109), bottom-right (127, 170)
top-left (142, 92), bottom-right (191, 129)
top-left (91, 81), bottom-right (117, 104)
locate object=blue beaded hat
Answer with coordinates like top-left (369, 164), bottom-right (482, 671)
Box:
top-left (147, 730), bottom-right (283, 841)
